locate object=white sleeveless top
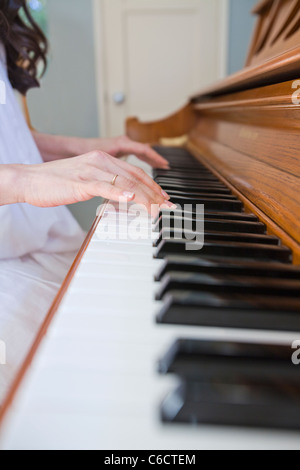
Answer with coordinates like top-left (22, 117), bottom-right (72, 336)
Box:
top-left (0, 43), bottom-right (84, 259)
top-left (0, 44), bottom-right (86, 401)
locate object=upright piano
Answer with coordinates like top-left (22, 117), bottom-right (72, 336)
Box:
top-left (1, 0), bottom-right (300, 449)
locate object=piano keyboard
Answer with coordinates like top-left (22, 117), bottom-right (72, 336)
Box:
top-left (1, 149), bottom-right (300, 450)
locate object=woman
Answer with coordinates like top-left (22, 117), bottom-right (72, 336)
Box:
top-left (0, 0), bottom-right (173, 399)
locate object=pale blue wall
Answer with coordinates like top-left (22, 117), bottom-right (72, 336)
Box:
top-left (228, 0), bottom-right (257, 74)
top-left (27, 0), bottom-right (101, 231)
top-left (28, 0), bottom-right (98, 137)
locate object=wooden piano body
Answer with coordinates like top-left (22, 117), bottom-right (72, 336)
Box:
top-left (0, 0), bottom-right (300, 449)
top-left (127, 0), bottom-right (300, 264)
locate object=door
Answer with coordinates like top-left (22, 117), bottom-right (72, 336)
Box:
top-left (94, 0), bottom-right (228, 137)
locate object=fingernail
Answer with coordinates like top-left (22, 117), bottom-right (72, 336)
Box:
top-left (161, 200), bottom-right (177, 210)
top-left (161, 190), bottom-right (170, 200)
top-left (123, 192), bottom-right (135, 199)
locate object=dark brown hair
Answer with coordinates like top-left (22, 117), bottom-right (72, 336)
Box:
top-left (0, 0), bottom-right (48, 94)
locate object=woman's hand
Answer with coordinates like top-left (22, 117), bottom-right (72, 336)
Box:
top-left (16, 150), bottom-right (175, 211)
top-left (81, 136), bottom-right (170, 169)
top-left (32, 132), bottom-right (170, 169)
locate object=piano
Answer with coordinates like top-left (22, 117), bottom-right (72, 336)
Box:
top-left (1, 0), bottom-right (300, 449)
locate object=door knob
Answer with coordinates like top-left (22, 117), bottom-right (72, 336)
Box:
top-left (113, 92), bottom-right (125, 105)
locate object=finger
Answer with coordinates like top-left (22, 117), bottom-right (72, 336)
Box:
top-left (112, 158), bottom-right (170, 200)
top-left (91, 181), bottom-right (135, 202)
top-left (120, 140), bottom-right (169, 169)
top-left (94, 170), bottom-right (167, 208)
top-left (133, 143), bottom-right (170, 169)
top-left (86, 152), bottom-right (171, 203)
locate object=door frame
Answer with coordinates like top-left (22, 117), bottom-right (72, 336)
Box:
top-left (92, 0), bottom-right (229, 138)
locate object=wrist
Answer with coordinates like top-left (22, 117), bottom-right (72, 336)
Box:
top-left (67, 137), bottom-right (94, 157)
top-left (72, 137), bottom-right (120, 157)
top-left (11, 165), bottom-right (27, 204)
top-left (32, 131), bottom-right (91, 160)
top-left (0, 165), bottom-right (26, 205)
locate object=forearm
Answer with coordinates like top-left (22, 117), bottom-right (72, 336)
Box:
top-left (0, 165), bottom-right (24, 205)
top-left (31, 131), bottom-right (91, 162)
top-left (31, 132), bottom-right (169, 168)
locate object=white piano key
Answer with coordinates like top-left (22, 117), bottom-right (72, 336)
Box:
top-left (8, 369), bottom-right (177, 417)
top-left (67, 277), bottom-right (156, 296)
top-left (82, 249), bottom-right (152, 264)
top-left (58, 290), bottom-right (159, 314)
top-left (92, 232), bottom-right (154, 245)
top-left (77, 262), bottom-right (160, 278)
top-left (86, 241), bottom-right (154, 254)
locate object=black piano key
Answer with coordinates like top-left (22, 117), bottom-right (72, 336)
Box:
top-left (154, 145), bottom-right (190, 152)
top-left (155, 176), bottom-right (220, 184)
top-left (153, 146), bottom-right (196, 159)
top-left (166, 190), bottom-right (237, 200)
top-left (159, 179), bottom-right (227, 187)
top-left (153, 209), bottom-right (259, 225)
top-left (154, 228), bottom-right (279, 247)
top-left (161, 157), bottom-right (197, 162)
top-left (154, 216), bottom-right (266, 234)
top-left (162, 161), bottom-right (204, 169)
top-left (160, 184), bottom-right (232, 195)
top-left (154, 240), bottom-right (292, 263)
top-left (158, 339), bottom-right (300, 383)
top-left (153, 153), bottom-right (194, 162)
top-left (155, 272), bottom-right (300, 300)
top-left (154, 165), bottom-right (212, 172)
top-left (158, 155), bottom-right (199, 163)
top-left (155, 256), bottom-right (300, 282)
top-left (166, 160), bottom-right (201, 166)
top-left (154, 167), bottom-right (213, 175)
top-left (160, 150), bottom-right (200, 155)
top-left (161, 382), bottom-right (300, 430)
top-left (156, 157), bottom-right (208, 164)
top-left (160, 182), bottom-right (231, 191)
top-left (157, 291), bottom-right (300, 331)
top-left (157, 179), bottom-right (228, 187)
top-left (166, 197), bottom-right (243, 212)
top-left (154, 172), bottom-right (214, 181)
top-left (155, 170), bottom-right (218, 178)
top-left (166, 164), bottom-right (207, 171)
